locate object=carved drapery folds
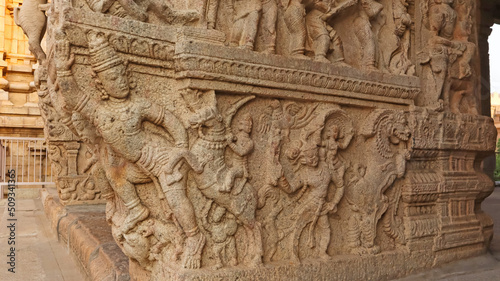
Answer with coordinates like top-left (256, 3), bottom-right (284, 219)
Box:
top-left (16, 0), bottom-right (496, 279)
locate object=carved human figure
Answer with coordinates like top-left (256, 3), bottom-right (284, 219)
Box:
top-left (206, 0), bottom-right (220, 29)
top-left (448, 0), bottom-right (477, 114)
top-left (420, 0), bottom-right (462, 109)
top-left (389, 0), bottom-right (415, 75)
top-left (321, 124), bottom-right (346, 188)
top-left (344, 110), bottom-right (410, 255)
top-left (59, 180), bottom-right (77, 201)
top-left (201, 201), bottom-right (238, 269)
top-left (305, 0), bottom-right (332, 62)
top-left (54, 30), bottom-right (206, 269)
top-left (305, 0), bottom-right (352, 63)
top-left (278, 130), bottom-right (343, 262)
top-left (276, 110), bottom-right (352, 262)
top-left (188, 96), bottom-right (263, 266)
top-left (352, 0), bottom-right (383, 70)
top-left (222, 114), bottom-right (254, 194)
top-left (282, 0), bottom-right (308, 58)
top-left (228, 0), bottom-right (262, 50)
top-left (257, 185), bottom-right (283, 262)
top-left (259, 0), bottom-right (279, 53)
top-left (258, 100), bottom-right (317, 164)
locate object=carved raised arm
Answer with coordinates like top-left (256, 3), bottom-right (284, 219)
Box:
top-left (54, 30), bottom-right (96, 116)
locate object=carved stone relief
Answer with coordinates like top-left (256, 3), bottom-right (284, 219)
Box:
top-left (16, 0), bottom-right (496, 279)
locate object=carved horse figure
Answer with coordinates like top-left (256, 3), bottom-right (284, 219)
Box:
top-left (188, 95), bottom-right (263, 266)
top-left (344, 109), bottom-right (410, 255)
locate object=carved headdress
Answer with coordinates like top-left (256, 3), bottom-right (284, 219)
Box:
top-left (87, 31), bottom-right (123, 72)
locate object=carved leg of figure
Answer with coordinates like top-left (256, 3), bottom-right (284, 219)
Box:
top-left (312, 34), bottom-right (330, 63)
top-left (347, 211), bottom-right (362, 254)
top-left (159, 173), bottom-right (206, 269)
top-left (329, 29), bottom-right (348, 66)
top-left (464, 94), bottom-right (478, 114)
top-left (221, 167), bottom-right (243, 193)
top-left (213, 242), bottom-right (225, 269)
top-left (353, 16), bottom-right (377, 70)
top-left (93, 162), bottom-right (116, 222)
top-left (360, 215), bottom-right (380, 254)
top-left (284, 2), bottom-right (307, 59)
top-left (229, 17), bottom-right (245, 47)
top-left (450, 90), bottom-right (465, 114)
top-left (119, 183), bottom-right (150, 234)
top-left (260, 0), bottom-right (278, 54)
top-left (429, 46), bottom-right (449, 101)
top-left (316, 215), bottom-right (331, 260)
top-left (262, 218), bottom-right (279, 262)
top-left (105, 164), bottom-right (149, 233)
top-left (226, 237), bottom-right (238, 266)
top-left (206, 0), bottom-right (219, 29)
top-left (241, 11), bottom-right (260, 51)
top-left (243, 221), bottom-right (263, 266)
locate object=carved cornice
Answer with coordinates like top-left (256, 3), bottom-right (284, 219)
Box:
top-left (60, 7), bottom-right (421, 106)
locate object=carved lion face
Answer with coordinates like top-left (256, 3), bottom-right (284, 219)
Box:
top-left (390, 114), bottom-right (411, 144)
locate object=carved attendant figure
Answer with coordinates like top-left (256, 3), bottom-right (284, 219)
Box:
top-left (277, 109), bottom-right (352, 262)
top-left (306, 0), bottom-right (352, 63)
top-left (420, 0), bottom-right (462, 109)
top-left (188, 97), bottom-right (263, 266)
top-left (222, 114), bottom-right (254, 194)
top-left (259, 0), bottom-right (279, 53)
top-left (279, 125), bottom-right (344, 262)
top-left (353, 0), bottom-right (383, 70)
top-left (283, 0), bottom-right (308, 58)
top-left (229, 0), bottom-right (262, 50)
top-left (201, 202), bottom-right (238, 269)
top-left (344, 110), bottom-right (410, 255)
top-left (55, 30), bottom-right (206, 269)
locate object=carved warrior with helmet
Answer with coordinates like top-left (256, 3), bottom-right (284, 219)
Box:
top-left (54, 30), bottom-right (207, 269)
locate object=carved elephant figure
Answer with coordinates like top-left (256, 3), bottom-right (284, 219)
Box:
top-left (14, 0), bottom-right (48, 61)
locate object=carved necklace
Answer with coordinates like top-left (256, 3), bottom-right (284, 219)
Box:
top-left (106, 98), bottom-right (133, 114)
top-left (198, 126), bottom-right (226, 150)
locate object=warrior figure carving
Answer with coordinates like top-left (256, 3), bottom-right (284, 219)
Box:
top-left (54, 30), bottom-right (206, 269)
top-left (344, 109), bottom-right (410, 255)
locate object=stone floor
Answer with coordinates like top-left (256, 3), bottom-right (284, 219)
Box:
top-left (0, 190), bottom-right (86, 281)
top-left (1, 187), bottom-right (500, 280)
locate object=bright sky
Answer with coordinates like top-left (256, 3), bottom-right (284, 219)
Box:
top-left (490, 24), bottom-right (500, 93)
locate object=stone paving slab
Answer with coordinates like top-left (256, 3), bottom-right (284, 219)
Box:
top-left (40, 187), bottom-right (130, 281)
top-left (0, 195), bottom-right (86, 281)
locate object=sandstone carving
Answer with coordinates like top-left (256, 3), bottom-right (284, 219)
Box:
top-left (345, 109), bottom-right (410, 255)
top-left (228, 0), bottom-right (262, 50)
top-left (23, 0), bottom-right (496, 279)
top-left (14, 0), bottom-right (48, 61)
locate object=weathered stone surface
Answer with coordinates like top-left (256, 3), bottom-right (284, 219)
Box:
top-left (16, 0), bottom-right (496, 279)
top-left (41, 188), bottom-right (130, 280)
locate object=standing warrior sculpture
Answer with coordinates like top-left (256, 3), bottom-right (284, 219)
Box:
top-left (228, 0), bottom-right (262, 50)
top-left (54, 30), bottom-right (206, 269)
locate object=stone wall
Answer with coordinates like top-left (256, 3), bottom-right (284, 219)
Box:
top-left (15, 0), bottom-right (498, 279)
